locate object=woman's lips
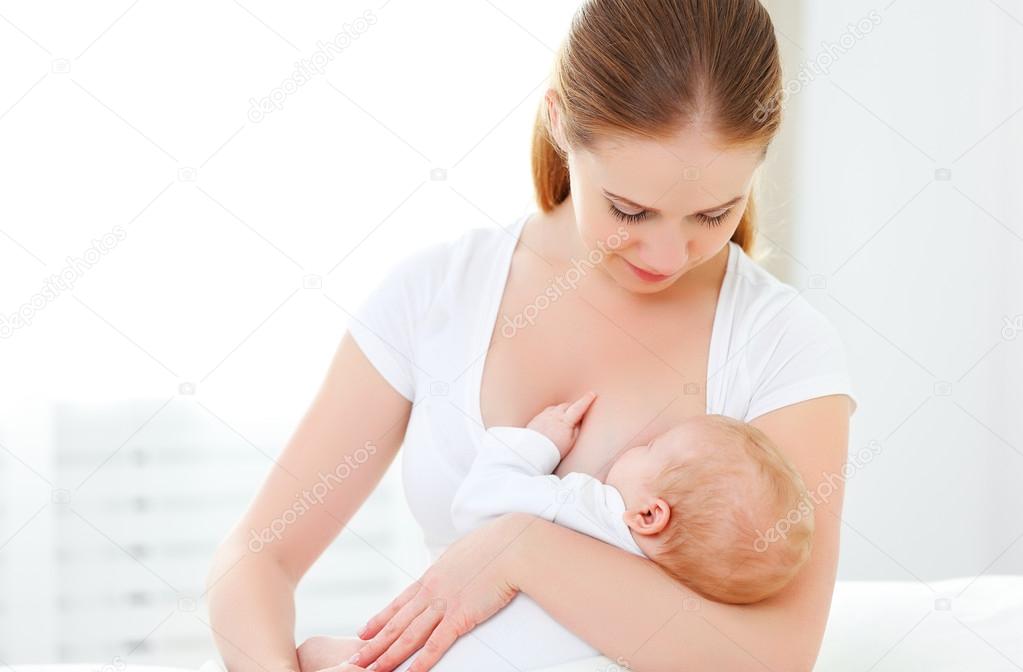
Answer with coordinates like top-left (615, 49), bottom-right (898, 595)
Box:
top-left (624, 258), bottom-right (673, 282)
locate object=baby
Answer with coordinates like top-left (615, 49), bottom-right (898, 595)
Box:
top-left (451, 391), bottom-right (815, 605)
top-left (296, 393), bottom-right (814, 672)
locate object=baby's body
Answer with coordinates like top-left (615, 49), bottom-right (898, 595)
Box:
top-left (453, 391), bottom-right (815, 605)
top-left (297, 393), bottom-right (814, 672)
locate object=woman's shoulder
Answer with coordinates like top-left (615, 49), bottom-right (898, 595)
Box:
top-left (367, 216), bottom-right (523, 310)
top-left (722, 242), bottom-right (857, 419)
top-left (727, 242), bottom-right (837, 339)
top-left (346, 217), bottom-right (523, 401)
top-left (391, 217), bottom-right (523, 282)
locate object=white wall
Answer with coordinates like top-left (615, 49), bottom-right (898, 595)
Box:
top-left (0, 0), bottom-right (578, 665)
top-left (761, 0), bottom-right (1023, 580)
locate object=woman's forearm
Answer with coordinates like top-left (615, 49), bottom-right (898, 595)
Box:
top-left (509, 515), bottom-right (817, 672)
top-left (206, 544), bottom-right (302, 672)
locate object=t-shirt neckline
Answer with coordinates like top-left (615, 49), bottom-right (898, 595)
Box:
top-left (471, 211), bottom-right (737, 429)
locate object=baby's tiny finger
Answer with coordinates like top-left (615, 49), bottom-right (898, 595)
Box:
top-left (563, 391), bottom-right (597, 424)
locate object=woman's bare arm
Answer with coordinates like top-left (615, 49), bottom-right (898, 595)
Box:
top-left (205, 332), bottom-right (412, 672)
top-left (353, 393), bottom-right (849, 672)
top-left (509, 394), bottom-right (851, 672)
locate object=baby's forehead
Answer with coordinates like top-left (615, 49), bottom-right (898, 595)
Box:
top-left (662, 415), bottom-right (729, 438)
top-left (659, 416), bottom-right (741, 454)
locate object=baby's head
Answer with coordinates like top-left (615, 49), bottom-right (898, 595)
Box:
top-left (605, 414), bottom-right (813, 604)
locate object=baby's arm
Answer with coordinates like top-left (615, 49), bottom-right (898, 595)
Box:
top-left (451, 431), bottom-right (643, 553)
top-left (451, 393), bottom-right (642, 554)
top-left (450, 393), bottom-right (595, 534)
top-left (450, 425), bottom-right (566, 534)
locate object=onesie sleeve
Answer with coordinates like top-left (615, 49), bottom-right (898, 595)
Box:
top-left (743, 295), bottom-right (859, 422)
top-left (450, 427), bottom-right (645, 556)
top-left (345, 242), bottom-right (450, 403)
top-left (449, 426), bottom-right (564, 535)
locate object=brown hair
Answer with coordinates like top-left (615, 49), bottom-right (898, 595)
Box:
top-left (531, 0), bottom-right (784, 255)
top-left (649, 415), bottom-right (814, 604)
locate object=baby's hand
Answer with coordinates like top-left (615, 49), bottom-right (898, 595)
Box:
top-left (526, 391), bottom-right (597, 459)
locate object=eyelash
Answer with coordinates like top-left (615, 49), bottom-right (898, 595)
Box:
top-left (607, 202), bottom-right (730, 228)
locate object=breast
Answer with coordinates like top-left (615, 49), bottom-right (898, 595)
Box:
top-left (479, 276), bottom-right (716, 480)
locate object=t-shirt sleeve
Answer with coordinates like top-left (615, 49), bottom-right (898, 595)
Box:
top-left (345, 243), bottom-right (449, 403)
top-left (744, 295), bottom-right (858, 422)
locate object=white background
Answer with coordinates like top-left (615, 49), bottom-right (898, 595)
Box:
top-left (0, 0), bottom-right (1021, 668)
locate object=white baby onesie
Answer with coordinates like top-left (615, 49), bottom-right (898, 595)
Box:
top-left (450, 425), bottom-right (646, 558)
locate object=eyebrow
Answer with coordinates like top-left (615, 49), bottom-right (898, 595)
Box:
top-left (602, 189), bottom-right (743, 216)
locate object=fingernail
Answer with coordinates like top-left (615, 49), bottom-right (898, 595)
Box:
top-left (367, 664), bottom-right (379, 671)
top-left (347, 652), bottom-right (360, 664)
top-left (357, 624), bottom-right (368, 638)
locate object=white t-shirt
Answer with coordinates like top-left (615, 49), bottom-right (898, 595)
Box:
top-left (346, 210), bottom-right (858, 671)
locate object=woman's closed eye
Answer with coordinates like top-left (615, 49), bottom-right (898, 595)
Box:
top-left (606, 202), bottom-right (732, 227)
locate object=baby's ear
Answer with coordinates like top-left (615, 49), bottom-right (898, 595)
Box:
top-left (623, 498), bottom-right (671, 536)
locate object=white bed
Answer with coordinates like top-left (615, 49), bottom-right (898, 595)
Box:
top-left (9, 576), bottom-right (1021, 672)
top-left (813, 574), bottom-right (1023, 671)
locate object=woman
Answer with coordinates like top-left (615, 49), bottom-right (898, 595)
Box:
top-left (206, 1), bottom-right (857, 670)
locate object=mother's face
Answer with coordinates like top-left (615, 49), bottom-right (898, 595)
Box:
top-left (564, 123), bottom-right (765, 295)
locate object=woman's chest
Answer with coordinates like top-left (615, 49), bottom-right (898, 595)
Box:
top-left (479, 276), bottom-right (718, 479)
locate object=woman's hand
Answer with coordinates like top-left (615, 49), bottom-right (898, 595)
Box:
top-left (348, 513), bottom-right (535, 672)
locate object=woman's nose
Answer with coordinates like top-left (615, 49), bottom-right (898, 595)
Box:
top-left (636, 224), bottom-right (690, 275)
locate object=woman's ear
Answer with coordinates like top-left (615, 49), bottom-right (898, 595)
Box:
top-left (545, 89), bottom-right (568, 153)
top-left (623, 498), bottom-right (671, 536)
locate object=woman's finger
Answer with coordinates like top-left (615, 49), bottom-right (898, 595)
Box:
top-left (562, 391), bottom-right (597, 424)
top-left (359, 580), bottom-right (421, 640)
top-left (353, 594), bottom-right (430, 667)
top-left (406, 620), bottom-right (461, 672)
top-left (365, 604), bottom-right (444, 672)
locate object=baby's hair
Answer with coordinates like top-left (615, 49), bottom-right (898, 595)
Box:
top-left (649, 415), bottom-right (814, 604)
